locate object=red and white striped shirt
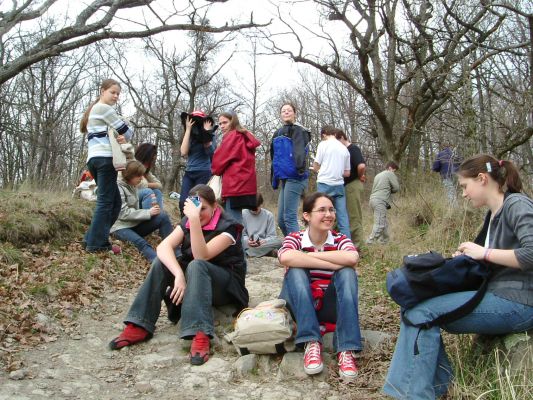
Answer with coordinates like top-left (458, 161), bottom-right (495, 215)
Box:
top-left (278, 228), bottom-right (357, 281)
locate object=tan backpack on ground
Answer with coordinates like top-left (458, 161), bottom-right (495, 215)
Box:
top-left (225, 299), bottom-right (296, 355)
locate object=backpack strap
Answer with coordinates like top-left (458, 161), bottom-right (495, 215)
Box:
top-left (402, 272), bottom-right (492, 330)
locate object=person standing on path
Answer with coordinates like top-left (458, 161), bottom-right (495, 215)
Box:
top-left (270, 103), bottom-right (312, 236)
top-left (335, 130), bottom-right (366, 247)
top-left (211, 111), bottom-right (260, 224)
top-left (313, 126), bottom-right (352, 239)
top-left (80, 78), bottom-right (134, 253)
top-left (366, 161), bottom-right (400, 245)
top-left (179, 111), bottom-right (216, 215)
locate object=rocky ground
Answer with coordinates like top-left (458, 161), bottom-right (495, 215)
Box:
top-left (0, 254), bottom-right (394, 400)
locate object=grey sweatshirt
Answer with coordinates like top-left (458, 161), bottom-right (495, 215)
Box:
top-left (480, 193), bottom-right (533, 306)
top-left (242, 208), bottom-right (280, 247)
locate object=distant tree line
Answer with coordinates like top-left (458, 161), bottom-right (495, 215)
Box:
top-left (0, 0), bottom-right (531, 192)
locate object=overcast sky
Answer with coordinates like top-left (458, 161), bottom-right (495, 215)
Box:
top-left (109, 0), bottom-right (342, 92)
top-left (4, 0), bottom-right (347, 114)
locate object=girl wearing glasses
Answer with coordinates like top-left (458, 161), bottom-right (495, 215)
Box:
top-left (278, 192), bottom-right (363, 381)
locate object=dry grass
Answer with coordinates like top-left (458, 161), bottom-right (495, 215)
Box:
top-left (0, 184), bottom-right (530, 398)
top-left (0, 190), bottom-right (93, 246)
top-left (356, 172), bottom-right (531, 399)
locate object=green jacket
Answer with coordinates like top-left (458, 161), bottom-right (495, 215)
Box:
top-left (369, 170), bottom-right (399, 204)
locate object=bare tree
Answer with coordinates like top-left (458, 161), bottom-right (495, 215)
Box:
top-left (264, 0), bottom-right (529, 163)
top-left (0, 0), bottom-right (268, 85)
top-left (97, 12), bottom-right (239, 191)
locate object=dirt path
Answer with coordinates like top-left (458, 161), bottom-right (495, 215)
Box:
top-left (0, 257), bottom-right (387, 400)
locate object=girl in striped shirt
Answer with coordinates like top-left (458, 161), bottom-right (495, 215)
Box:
top-left (278, 192), bottom-right (363, 381)
top-left (80, 79), bottom-right (134, 253)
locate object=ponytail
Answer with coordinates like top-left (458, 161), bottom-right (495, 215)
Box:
top-left (499, 160), bottom-right (522, 193)
top-left (458, 154), bottom-right (522, 193)
top-left (80, 99), bottom-right (99, 133)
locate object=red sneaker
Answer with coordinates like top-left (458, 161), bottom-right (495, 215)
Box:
top-left (337, 350), bottom-right (359, 381)
top-left (303, 341), bottom-right (323, 375)
top-left (189, 331), bottom-right (210, 365)
top-left (111, 244), bottom-right (122, 255)
top-left (109, 323), bottom-right (151, 350)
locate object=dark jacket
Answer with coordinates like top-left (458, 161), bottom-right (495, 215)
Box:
top-left (179, 210), bottom-right (249, 310)
top-left (432, 147), bottom-right (460, 179)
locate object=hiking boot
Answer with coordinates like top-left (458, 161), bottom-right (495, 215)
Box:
top-left (189, 331), bottom-right (210, 365)
top-left (337, 350), bottom-right (358, 381)
top-left (303, 341), bottom-right (323, 375)
top-left (109, 323), bottom-right (151, 350)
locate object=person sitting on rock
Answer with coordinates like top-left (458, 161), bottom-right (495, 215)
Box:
top-left (278, 192), bottom-right (362, 381)
top-left (110, 160), bottom-right (173, 262)
top-left (383, 155), bottom-right (533, 399)
top-left (242, 193), bottom-right (282, 258)
top-left (109, 184), bottom-right (249, 366)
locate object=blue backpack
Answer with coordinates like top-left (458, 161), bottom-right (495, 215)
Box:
top-left (271, 133), bottom-right (309, 189)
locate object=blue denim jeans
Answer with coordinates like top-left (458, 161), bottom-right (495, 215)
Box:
top-left (125, 258), bottom-right (233, 338)
top-left (277, 178), bottom-right (308, 236)
top-left (180, 259), bottom-right (233, 338)
top-left (179, 169), bottom-right (211, 214)
top-left (113, 212), bottom-right (173, 262)
top-left (138, 188), bottom-right (163, 209)
top-left (317, 182), bottom-right (351, 239)
top-left (279, 267), bottom-right (363, 352)
top-left (223, 197), bottom-right (243, 225)
top-left (85, 157), bottom-right (121, 251)
top-left (383, 292), bottom-right (533, 399)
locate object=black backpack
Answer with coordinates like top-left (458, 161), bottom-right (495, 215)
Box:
top-left (386, 251), bottom-right (492, 329)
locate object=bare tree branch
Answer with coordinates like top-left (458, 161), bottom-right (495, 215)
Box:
top-left (0, 0), bottom-right (270, 85)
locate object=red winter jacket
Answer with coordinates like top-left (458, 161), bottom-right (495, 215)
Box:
top-left (211, 129), bottom-right (260, 198)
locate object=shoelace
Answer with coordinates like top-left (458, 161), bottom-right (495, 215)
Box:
top-left (192, 333), bottom-right (209, 351)
top-left (305, 342), bottom-right (321, 364)
top-left (338, 351), bottom-right (356, 370)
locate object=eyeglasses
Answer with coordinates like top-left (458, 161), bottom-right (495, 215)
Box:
top-left (310, 207), bottom-right (336, 215)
